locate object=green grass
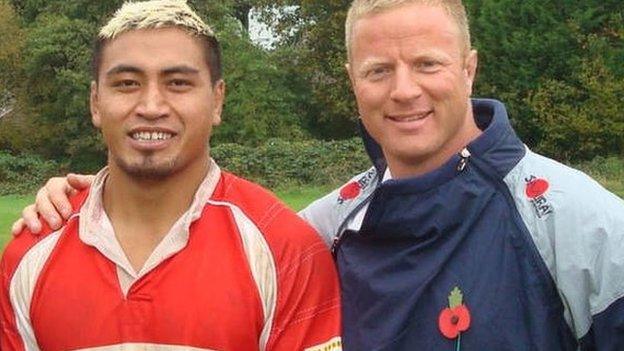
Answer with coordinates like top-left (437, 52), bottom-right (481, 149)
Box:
top-left (0, 195), bottom-right (34, 249)
top-left (275, 184), bottom-right (336, 211)
top-left (575, 156), bottom-right (624, 199)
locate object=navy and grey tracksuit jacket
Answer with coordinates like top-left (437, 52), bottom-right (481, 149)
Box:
top-left (300, 99), bottom-right (624, 350)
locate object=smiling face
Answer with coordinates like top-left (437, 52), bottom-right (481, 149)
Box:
top-left (90, 27), bottom-right (224, 180)
top-left (347, 3), bottom-right (480, 178)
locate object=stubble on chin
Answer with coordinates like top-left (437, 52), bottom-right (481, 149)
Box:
top-left (112, 153), bottom-right (178, 180)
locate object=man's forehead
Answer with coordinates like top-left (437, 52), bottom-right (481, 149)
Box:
top-left (98, 28), bottom-right (208, 75)
top-left (349, 4), bottom-right (463, 58)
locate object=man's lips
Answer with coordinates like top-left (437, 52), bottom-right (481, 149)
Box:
top-left (385, 110), bottom-right (433, 123)
top-left (127, 128), bottom-right (178, 142)
top-left (126, 127), bottom-right (179, 151)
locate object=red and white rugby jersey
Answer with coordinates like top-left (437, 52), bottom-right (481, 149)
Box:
top-left (1, 161), bottom-right (342, 351)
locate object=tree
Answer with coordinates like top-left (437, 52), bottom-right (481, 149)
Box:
top-left (255, 0), bottom-right (358, 140)
top-left (467, 0), bottom-right (624, 148)
top-left (0, 0), bottom-right (28, 151)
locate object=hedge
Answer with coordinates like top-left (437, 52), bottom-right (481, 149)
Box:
top-left (0, 138), bottom-right (372, 195)
top-left (0, 151), bottom-right (61, 195)
top-left (212, 138), bottom-right (371, 189)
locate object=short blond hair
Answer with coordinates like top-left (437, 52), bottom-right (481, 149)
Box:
top-left (99, 0), bottom-right (214, 40)
top-left (92, 0), bottom-right (222, 84)
top-left (345, 0), bottom-right (471, 60)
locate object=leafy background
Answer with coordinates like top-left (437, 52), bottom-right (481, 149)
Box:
top-left (0, 0), bottom-right (622, 193)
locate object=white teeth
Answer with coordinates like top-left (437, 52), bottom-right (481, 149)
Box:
top-left (390, 112), bottom-right (430, 122)
top-left (131, 131), bottom-right (173, 141)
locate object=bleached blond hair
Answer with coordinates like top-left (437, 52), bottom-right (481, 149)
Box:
top-left (92, 0), bottom-right (222, 83)
top-left (345, 0), bottom-right (471, 60)
top-left (99, 0), bottom-right (214, 40)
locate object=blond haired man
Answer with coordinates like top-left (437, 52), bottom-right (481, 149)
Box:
top-left (300, 0), bottom-right (624, 349)
top-left (14, 0), bottom-right (624, 350)
top-left (0, 1), bottom-right (342, 350)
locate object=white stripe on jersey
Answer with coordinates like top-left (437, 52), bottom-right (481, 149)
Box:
top-left (10, 230), bottom-right (64, 350)
top-left (206, 199), bottom-right (278, 351)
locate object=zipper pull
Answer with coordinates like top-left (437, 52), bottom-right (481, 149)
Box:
top-left (457, 148), bottom-right (471, 172)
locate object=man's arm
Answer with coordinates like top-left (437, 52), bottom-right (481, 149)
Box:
top-left (12, 174), bottom-right (93, 235)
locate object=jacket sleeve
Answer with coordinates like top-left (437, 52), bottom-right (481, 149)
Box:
top-left (299, 166), bottom-right (379, 248)
top-left (503, 151), bottom-right (624, 350)
top-left (298, 190), bottom-right (342, 248)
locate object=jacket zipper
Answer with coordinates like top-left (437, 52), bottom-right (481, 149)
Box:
top-left (457, 148), bottom-right (472, 172)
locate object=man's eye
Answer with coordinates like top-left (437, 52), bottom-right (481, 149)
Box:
top-left (169, 79), bottom-right (192, 88)
top-left (113, 80), bottom-right (139, 89)
top-left (417, 61), bottom-right (440, 72)
top-left (366, 67), bottom-right (391, 79)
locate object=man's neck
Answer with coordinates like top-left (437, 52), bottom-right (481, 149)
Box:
top-left (102, 156), bottom-right (210, 272)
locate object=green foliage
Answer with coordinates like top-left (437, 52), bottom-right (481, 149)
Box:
top-left (2, 0), bottom-right (623, 169)
top-left (527, 45), bottom-right (624, 160)
top-left (212, 137), bottom-right (370, 188)
top-left (0, 152), bottom-right (61, 195)
top-left (574, 156), bottom-right (624, 198)
top-left (255, 0), bottom-right (358, 139)
top-left (468, 0), bottom-right (624, 148)
top-left (20, 13), bottom-right (103, 170)
top-left (0, 0), bottom-right (23, 91)
top-left (213, 21), bottom-right (311, 145)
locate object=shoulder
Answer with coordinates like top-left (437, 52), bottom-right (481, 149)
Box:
top-left (299, 166), bottom-right (379, 244)
top-left (2, 228), bottom-right (48, 283)
top-left (210, 171), bottom-right (326, 254)
top-left (2, 189), bottom-right (88, 285)
top-left (504, 149), bottom-right (623, 226)
top-left (504, 148), bottom-right (624, 339)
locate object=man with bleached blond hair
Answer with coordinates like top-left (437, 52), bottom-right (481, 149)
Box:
top-left (13, 0), bottom-right (624, 350)
top-left (0, 1), bottom-right (342, 350)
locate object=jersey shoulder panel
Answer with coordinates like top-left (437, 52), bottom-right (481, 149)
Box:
top-left (3, 188), bottom-right (90, 276)
top-left (504, 148), bottom-right (624, 339)
top-left (210, 172), bottom-right (342, 351)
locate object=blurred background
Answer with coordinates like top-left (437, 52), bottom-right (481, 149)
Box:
top-left (0, 0), bottom-right (622, 237)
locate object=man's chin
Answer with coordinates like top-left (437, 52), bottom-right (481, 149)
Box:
top-left (114, 157), bottom-right (177, 180)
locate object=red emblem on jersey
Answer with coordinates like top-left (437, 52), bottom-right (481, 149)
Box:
top-left (339, 182), bottom-right (361, 200)
top-left (525, 178), bottom-right (549, 199)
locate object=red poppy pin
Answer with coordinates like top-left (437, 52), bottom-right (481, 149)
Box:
top-left (439, 286), bottom-right (471, 350)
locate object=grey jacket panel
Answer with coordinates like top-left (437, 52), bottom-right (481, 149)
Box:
top-left (504, 148), bottom-right (624, 339)
top-left (299, 167), bottom-right (379, 247)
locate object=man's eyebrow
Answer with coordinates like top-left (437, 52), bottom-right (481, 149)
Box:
top-left (162, 65), bottom-right (200, 75)
top-left (106, 64), bottom-right (142, 76)
top-left (356, 58), bottom-right (390, 72)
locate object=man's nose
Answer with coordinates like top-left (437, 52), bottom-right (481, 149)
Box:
top-left (136, 83), bottom-right (169, 119)
top-left (390, 65), bottom-right (422, 102)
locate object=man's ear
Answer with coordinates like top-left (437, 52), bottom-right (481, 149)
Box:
top-left (463, 49), bottom-right (478, 95)
top-left (211, 80), bottom-right (225, 126)
top-left (346, 63), bottom-right (356, 89)
top-left (90, 81), bottom-right (101, 128)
